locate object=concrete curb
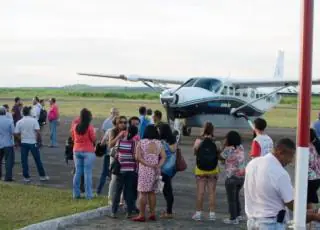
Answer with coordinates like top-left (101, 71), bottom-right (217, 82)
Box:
top-left (19, 206), bottom-right (111, 230)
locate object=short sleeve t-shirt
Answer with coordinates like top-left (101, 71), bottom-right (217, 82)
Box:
top-left (14, 116), bottom-right (40, 144)
top-left (244, 153), bottom-right (293, 218)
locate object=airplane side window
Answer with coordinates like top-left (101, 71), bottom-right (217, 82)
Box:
top-left (235, 90), bottom-right (240, 96)
top-left (229, 87), bottom-right (234, 96)
top-left (256, 94), bottom-right (259, 99)
top-left (221, 86), bottom-right (227, 95)
top-left (243, 90), bottom-right (248, 97)
top-left (250, 90), bottom-right (255, 99)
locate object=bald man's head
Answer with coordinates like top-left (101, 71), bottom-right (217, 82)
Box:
top-left (273, 138), bottom-right (296, 167)
top-left (110, 108), bottom-right (119, 117)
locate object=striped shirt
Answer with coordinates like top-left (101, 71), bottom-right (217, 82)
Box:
top-left (117, 140), bottom-right (137, 172)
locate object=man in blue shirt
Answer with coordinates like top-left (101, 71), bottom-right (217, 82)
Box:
top-left (0, 106), bottom-right (15, 181)
top-left (313, 113), bottom-right (320, 138)
top-left (139, 106), bottom-right (150, 138)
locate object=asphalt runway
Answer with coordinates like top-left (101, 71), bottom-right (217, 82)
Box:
top-left (7, 116), bottom-right (297, 229)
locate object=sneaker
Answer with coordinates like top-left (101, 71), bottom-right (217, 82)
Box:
top-left (192, 212), bottom-right (202, 221)
top-left (40, 176), bottom-right (50, 181)
top-left (23, 178), bottom-right (31, 183)
top-left (237, 216), bottom-right (246, 221)
top-left (223, 218), bottom-right (239, 225)
top-left (208, 212), bottom-right (216, 221)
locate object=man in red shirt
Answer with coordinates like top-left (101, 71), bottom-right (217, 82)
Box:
top-left (249, 118), bottom-right (274, 158)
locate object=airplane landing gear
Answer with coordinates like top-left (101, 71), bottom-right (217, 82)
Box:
top-left (182, 126), bottom-right (192, 136)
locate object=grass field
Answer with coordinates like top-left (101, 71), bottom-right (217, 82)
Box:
top-left (0, 97), bottom-right (317, 128)
top-left (0, 182), bottom-right (106, 229)
top-left (0, 87), bottom-right (318, 128)
top-left (1, 87), bottom-right (320, 106)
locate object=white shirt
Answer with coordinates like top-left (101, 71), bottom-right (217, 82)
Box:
top-left (254, 134), bottom-right (274, 156)
top-left (14, 116), bottom-right (40, 144)
top-left (101, 117), bottom-right (113, 133)
top-left (31, 103), bottom-right (42, 120)
top-left (244, 153), bottom-right (293, 218)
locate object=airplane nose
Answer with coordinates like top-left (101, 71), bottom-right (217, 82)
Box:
top-left (160, 94), bottom-right (179, 105)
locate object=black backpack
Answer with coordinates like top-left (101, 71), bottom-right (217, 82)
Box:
top-left (196, 137), bottom-right (218, 171)
top-left (38, 109), bottom-right (47, 125)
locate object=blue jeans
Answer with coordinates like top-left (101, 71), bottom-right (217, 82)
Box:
top-left (73, 152), bottom-right (96, 199)
top-left (97, 152), bottom-right (110, 194)
top-left (0, 147), bottom-right (15, 180)
top-left (247, 217), bottom-right (286, 230)
top-left (21, 143), bottom-right (46, 178)
top-left (49, 120), bottom-right (57, 146)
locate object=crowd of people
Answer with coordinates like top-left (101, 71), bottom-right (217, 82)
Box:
top-left (0, 96), bottom-right (59, 182)
top-left (3, 97), bottom-right (320, 229)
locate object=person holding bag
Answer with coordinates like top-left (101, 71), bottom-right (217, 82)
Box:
top-left (158, 123), bottom-right (177, 219)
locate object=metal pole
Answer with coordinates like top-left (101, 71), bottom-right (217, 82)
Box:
top-left (294, 0), bottom-right (314, 229)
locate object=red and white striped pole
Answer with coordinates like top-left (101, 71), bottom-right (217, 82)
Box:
top-left (294, 0), bottom-right (314, 229)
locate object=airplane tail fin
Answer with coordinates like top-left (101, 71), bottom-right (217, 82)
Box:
top-left (273, 50), bottom-right (284, 79)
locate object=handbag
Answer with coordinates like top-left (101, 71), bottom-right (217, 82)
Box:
top-left (175, 148), bottom-right (187, 172)
top-left (154, 175), bottom-right (164, 194)
top-left (95, 142), bottom-right (106, 157)
top-left (110, 157), bottom-right (121, 176)
top-left (161, 143), bottom-right (177, 176)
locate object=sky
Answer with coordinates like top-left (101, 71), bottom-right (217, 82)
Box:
top-left (0, 0), bottom-right (319, 87)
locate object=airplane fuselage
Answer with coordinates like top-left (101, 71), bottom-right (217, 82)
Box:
top-left (160, 77), bottom-right (281, 128)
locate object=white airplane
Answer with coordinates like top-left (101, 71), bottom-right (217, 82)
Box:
top-left (78, 51), bottom-right (320, 136)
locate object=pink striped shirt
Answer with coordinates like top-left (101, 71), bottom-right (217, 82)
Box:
top-left (117, 140), bottom-right (137, 172)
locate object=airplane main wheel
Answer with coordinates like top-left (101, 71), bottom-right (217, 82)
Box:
top-left (182, 126), bottom-right (192, 136)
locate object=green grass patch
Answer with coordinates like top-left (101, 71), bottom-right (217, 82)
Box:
top-left (0, 182), bottom-right (107, 229)
top-left (0, 88), bottom-right (159, 100)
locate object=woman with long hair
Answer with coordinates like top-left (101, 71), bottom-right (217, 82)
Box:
top-left (108, 116), bottom-right (128, 204)
top-left (111, 125), bottom-right (140, 218)
top-left (307, 129), bottom-right (320, 210)
top-left (133, 125), bottom-right (166, 222)
top-left (192, 121), bottom-right (219, 221)
top-left (220, 131), bottom-right (245, 225)
top-left (158, 123), bottom-right (177, 219)
top-left (72, 108), bottom-right (96, 199)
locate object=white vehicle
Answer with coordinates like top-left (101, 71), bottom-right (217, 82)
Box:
top-left (78, 51), bottom-right (320, 136)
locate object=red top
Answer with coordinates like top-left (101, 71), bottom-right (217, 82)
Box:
top-left (249, 140), bottom-right (261, 158)
top-left (48, 104), bottom-right (59, 121)
top-left (72, 124), bottom-right (96, 153)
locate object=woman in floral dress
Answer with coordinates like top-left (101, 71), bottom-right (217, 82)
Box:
top-left (133, 125), bottom-right (166, 222)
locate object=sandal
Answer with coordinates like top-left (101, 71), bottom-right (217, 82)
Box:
top-left (160, 212), bottom-right (173, 219)
top-left (132, 216), bottom-right (146, 222)
top-left (148, 214), bottom-right (156, 221)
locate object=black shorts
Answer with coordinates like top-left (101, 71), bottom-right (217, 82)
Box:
top-left (307, 179), bottom-right (320, 204)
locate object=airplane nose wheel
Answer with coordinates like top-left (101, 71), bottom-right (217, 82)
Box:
top-left (182, 125), bottom-right (192, 136)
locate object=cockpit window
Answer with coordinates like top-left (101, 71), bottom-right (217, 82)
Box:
top-left (182, 78), bottom-right (197, 87)
top-left (193, 78), bottom-right (222, 93)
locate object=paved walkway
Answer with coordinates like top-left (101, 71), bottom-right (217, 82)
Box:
top-left (8, 120), bottom-right (296, 229)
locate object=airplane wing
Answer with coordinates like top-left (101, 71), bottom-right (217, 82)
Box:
top-left (233, 79), bottom-right (320, 88)
top-left (77, 73), bottom-right (184, 85)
